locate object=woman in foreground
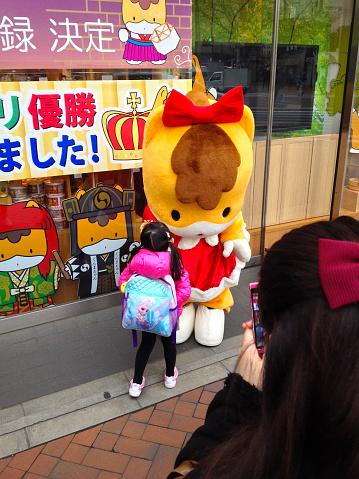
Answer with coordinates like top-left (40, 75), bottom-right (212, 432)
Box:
top-left (170, 216), bottom-right (359, 479)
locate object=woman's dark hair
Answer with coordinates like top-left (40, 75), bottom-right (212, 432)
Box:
top-left (129, 221), bottom-right (184, 281)
top-left (199, 216), bottom-right (359, 479)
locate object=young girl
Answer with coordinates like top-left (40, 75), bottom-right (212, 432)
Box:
top-left (119, 222), bottom-right (191, 398)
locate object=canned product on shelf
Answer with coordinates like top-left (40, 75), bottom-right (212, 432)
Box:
top-left (27, 180), bottom-right (44, 195)
top-left (53, 218), bottom-right (69, 230)
top-left (0, 181), bottom-right (8, 198)
top-left (30, 193), bottom-right (46, 205)
top-left (44, 178), bottom-right (65, 195)
top-left (8, 185), bottom-right (27, 199)
top-left (12, 196), bottom-right (31, 203)
top-left (46, 194), bottom-right (65, 207)
top-left (48, 206), bottom-right (65, 220)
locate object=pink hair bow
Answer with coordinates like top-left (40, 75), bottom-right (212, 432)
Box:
top-left (318, 238), bottom-right (359, 309)
top-left (162, 86), bottom-right (244, 127)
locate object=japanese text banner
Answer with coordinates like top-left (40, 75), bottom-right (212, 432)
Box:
top-left (1, 0), bottom-right (192, 70)
top-left (0, 79), bottom-right (192, 180)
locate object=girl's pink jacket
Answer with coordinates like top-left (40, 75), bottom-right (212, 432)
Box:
top-left (118, 249), bottom-right (191, 316)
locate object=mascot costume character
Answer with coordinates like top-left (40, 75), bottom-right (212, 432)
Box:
top-left (142, 85), bottom-right (254, 346)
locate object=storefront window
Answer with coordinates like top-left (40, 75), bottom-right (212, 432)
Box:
top-left (1, 0), bottom-right (358, 320)
top-left (0, 0), bottom-right (193, 319)
top-left (192, 0), bottom-right (355, 256)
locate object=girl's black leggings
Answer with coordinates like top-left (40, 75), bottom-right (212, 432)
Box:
top-left (133, 331), bottom-right (176, 384)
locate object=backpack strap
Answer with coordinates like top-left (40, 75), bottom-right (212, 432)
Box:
top-left (132, 330), bottom-right (138, 347)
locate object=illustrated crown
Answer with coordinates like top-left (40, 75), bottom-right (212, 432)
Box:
top-left (102, 91), bottom-right (151, 162)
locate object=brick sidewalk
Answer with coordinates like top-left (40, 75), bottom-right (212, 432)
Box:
top-left (0, 380), bottom-right (224, 479)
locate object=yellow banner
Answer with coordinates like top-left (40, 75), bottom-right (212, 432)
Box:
top-left (0, 79), bottom-right (191, 180)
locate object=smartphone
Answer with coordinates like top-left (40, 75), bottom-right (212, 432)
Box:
top-left (249, 282), bottom-right (264, 353)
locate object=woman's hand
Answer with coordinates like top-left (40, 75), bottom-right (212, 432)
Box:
top-left (237, 320), bottom-right (264, 390)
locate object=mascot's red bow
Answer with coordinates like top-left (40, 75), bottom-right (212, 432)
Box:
top-left (162, 86), bottom-right (244, 127)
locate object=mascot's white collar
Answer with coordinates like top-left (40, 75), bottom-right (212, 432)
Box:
top-left (151, 212), bottom-right (239, 251)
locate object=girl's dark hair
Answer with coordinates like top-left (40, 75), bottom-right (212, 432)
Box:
top-left (199, 216), bottom-right (359, 479)
top-left (129, 222), bottom-right (184, 281)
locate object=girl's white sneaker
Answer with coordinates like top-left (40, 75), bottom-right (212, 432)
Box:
top-left (164, 367), bottom-right (178, 388)
top-left (129, 377), bottom-right (145, 397)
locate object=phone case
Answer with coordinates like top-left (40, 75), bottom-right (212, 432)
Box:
top-left (249, 282), bottom-right (264, 353)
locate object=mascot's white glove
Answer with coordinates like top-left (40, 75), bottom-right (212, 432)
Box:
top-left (119, 29), bottom-right (129, 42)
top-left (223, 239), bottom-right (251, 263)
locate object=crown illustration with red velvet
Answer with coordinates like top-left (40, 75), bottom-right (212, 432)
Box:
top-left (101, 91), bottom-right (151, 161)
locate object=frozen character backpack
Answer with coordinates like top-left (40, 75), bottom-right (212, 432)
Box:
top-left (122, 273), bottom-right (178, 345)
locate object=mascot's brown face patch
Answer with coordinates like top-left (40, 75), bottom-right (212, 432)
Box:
top-left (171, 124), bottom-right (241, 211)
top-left (130, 0), bottom-right (159, 10)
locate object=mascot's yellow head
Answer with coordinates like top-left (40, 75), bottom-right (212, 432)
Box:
top-left (142, 87), bottom-right (254, 238)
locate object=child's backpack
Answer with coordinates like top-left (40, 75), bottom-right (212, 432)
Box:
top-left (122, 273), bottom-right (178, 346)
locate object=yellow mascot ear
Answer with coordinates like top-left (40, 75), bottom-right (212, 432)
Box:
top-left (25, 200), bottom-right (40, 208)
top-left (144, 106), bottom-right (165, 147)
top-left (76, 189), bottom-right (86, 200)
top-left (241, 105), bottom-right (255, 142)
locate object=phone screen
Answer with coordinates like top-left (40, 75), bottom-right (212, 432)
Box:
top-left (249, 282), bottom-right (264, 353)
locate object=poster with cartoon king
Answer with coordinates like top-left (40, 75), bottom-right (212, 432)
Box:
top-left (62, 184), bottom-right (138, 299)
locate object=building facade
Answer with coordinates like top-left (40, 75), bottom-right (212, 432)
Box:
top-left (0, 0), bottom-right (358, 332)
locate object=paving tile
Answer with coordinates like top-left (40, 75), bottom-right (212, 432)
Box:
top-left (16, 352), bottom-right (45, 371)
top-left (155, 397), bottom-right (178, 412)
top-left (173, 401), bottom-right (196, 417)
top-left (146, 445), bottom-right (181, 479)
top-left (92, 432), bottom-right (118, 451)
top-left (0, 387), bottom-right (28, 410)
top-left (46, 361), bottom-right (76, 380)
top-left (122, 457), bottom-right (151, 479)
top-left (32, 323), bottom-right (58, 338)
top-left (0, 467), bottom-right (26, 479)
top-left (142, 425), bottom-right (186, 448)
top-left (199, 390), bottom-right (216, 405)
top-left (72, 425), bottom-right (102, 447)
top-left (101, 415), bottom-right (129, 435)
top-left (129, 407), bottom-right (153, 424)
top-left (82, 449), bottom-right (130, 474)
top-left (180, 388), bottom-right (203, 403)
top-left (8, 446), bottom-right (44, 471)
top-left (168, 414), bottom-right (204, 433)
top-left (2, 372), bottom-right (25, 391)
top-left (23, 473), bottom-right (47, 479)
top-left (194, 403), bottom-right (208, 419)
top-left (0, 360), bottom-right (20, 376)
top-left (14, 340), bottom-right (38, 357)
top-left (113, 437), bottom-right (158, 460)
top-left (121, 421), bottom-right (146, 439)
top-left (205, 380), bottom-right (225, 393)
top-left (0, 345), bottom-right (17, 361)
top-left (97, 472), bottom-right (123, 479)
top-left (49, 460), bottom-right (99, 479)
top-left (0, 459), bottom-right (11, 474)
top-left (148, 410), bottom-right (172, 427)
top-left (42, 435), bottom-right (75, 458)
top-left (21, 365), bottom-right (49, 386)
top-left (28, 454), bottom-right (59, 476)
top-left (61, 444), bottom-right (89, 464)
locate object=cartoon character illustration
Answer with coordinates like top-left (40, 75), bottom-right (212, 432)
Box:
top-left (142, 83), bottom-right (254, 346)
top-left (62, 184), bottom-right (137, 299)
top-left (118, 0), bottom-right (179, 65)
top-left (136, 297), bottom-right (155, 329)
top-left (0, 201), bottom-right (61, 316)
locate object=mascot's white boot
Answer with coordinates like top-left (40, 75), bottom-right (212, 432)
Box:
top-left (194, 305), bottom-right (225, 346)
top-left (176, 303), bottom-right (196, 344)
